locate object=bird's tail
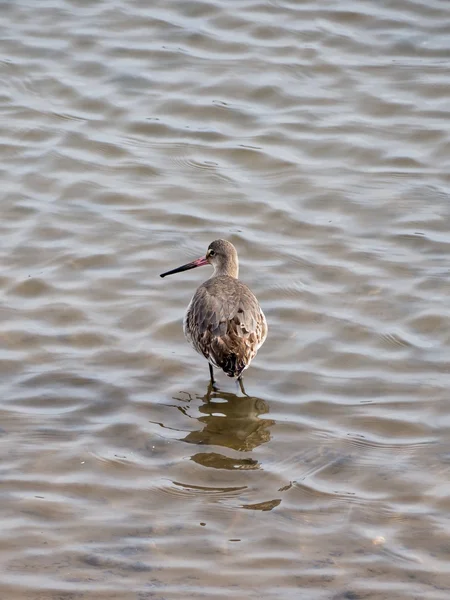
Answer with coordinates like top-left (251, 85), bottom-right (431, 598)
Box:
top-left (223, 354), bottom-right (246, 378)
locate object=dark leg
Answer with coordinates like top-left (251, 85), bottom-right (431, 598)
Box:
top-left (237, 375), bottom-right (247, 396)
top-left (209, 363), bottom-right (216, 387)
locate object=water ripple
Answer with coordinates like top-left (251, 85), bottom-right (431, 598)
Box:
top-left (1, 0), bottom-right (450, 598)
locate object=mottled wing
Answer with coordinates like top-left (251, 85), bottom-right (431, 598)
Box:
top-left (184, 276), bottom-right (267, 376)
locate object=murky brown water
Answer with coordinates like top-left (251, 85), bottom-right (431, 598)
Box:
top-left (1, 0), bottom-right (450, 598)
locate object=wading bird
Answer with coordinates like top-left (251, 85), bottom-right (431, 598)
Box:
top-left (160, 239), bottom-right (267, 391)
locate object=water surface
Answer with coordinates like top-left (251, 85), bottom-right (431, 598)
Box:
top-left (1, 0), bottom-right (450, 598)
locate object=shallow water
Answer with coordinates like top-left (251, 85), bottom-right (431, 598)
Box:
top-left (1, 0), bottom-right (450, 598)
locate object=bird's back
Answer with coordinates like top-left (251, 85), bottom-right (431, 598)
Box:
top-left (183, 275), bottom-right (267, 377)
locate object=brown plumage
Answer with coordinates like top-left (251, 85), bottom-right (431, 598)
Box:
top-left (160, 239), bottom-right (267, 388)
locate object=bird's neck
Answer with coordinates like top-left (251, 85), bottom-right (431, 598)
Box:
top-left (214, 259), bottom-right (239, 278)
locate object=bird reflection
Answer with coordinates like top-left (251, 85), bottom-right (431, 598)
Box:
top-left (178, 384), bottom-right (275, 470)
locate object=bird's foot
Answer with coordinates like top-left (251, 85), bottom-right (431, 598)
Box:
top-left (206, 380), bottom-right (219, 399)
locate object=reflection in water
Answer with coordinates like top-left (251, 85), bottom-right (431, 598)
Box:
top-left (241, 498), bottom-right (282, 511)
top-left (179, 384), bottom-right (275, 470)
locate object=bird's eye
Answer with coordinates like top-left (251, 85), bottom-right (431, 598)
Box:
top-left (209, 250), bottom-right (215, 257)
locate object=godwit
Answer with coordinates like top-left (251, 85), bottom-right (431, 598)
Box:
top-left (160, 239), bottom-right (267, 390)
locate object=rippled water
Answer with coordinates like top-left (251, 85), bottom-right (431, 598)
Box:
top-left (1, 0), bottom-right (450, 598)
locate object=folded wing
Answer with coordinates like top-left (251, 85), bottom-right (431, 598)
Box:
top-left (184, 276), bottom-right (267, 377)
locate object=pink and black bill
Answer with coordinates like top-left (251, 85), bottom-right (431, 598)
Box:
top-left (160, 256), bottom-right (209, 278)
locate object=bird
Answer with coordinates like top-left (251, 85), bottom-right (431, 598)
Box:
top-left (160, 239), bottom-right (267, 391)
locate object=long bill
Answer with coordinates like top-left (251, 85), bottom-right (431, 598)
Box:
top-left (160, 256), bottom-right (208, 278)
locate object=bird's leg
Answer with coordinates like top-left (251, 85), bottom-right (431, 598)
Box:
top-left (237, 375), bottom-right (247, 396)
top-left (208, 364), bottom-right (217, 391)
